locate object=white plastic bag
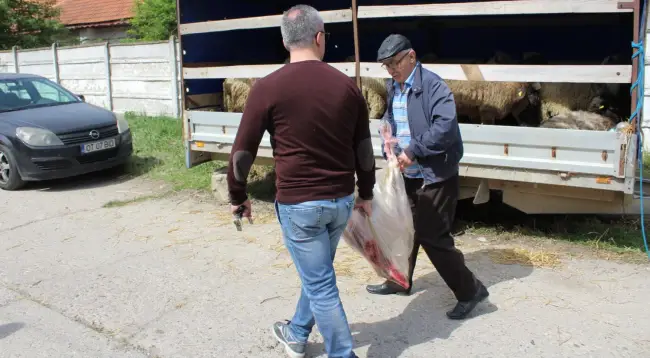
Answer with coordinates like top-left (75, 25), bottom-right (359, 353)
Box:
top-left (341, 120), bottom-right (415, 289)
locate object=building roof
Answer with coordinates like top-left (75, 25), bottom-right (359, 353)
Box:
top-left (50, 0), bottom-right (135, 29)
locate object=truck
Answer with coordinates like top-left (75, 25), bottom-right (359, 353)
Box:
top-left (175, 0), bottom-right (650, 216)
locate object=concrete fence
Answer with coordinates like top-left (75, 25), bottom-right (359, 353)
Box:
top-left (0, 36), bottom-right (181, 117)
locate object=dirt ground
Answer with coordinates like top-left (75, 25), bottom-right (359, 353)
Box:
top-left (0, 170), bottom-right (649, 358)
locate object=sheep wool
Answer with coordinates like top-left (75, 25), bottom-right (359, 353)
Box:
top-left (445, 80), bottom-right (529, 125)
top-left (538, 83), bottom-right (601, 122)
top-left (222, 78), bottom-right (257, 113)
top-left (361, 77), bottom-right (389, 119)
top-left (345, 55), bottom-right (388, 119)
top-left (539, 110), bottom-right (616, 131)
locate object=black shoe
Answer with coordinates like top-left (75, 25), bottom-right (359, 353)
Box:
top-left (446, 281), bottom-right (489, 320)
top-left (366, 280), bottom-right (412, 296)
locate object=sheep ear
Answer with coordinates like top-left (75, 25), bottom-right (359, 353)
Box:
top-left (531, 82), bottom-right (542, 91)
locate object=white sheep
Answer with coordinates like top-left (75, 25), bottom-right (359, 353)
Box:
top-left (539, 110), bottom-right (616, 131)
top-left (536, 83), bottom-right (603, 122)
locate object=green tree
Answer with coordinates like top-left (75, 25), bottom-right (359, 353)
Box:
top-left (128, 0), bottom-right (177, 41)
top-left (0, 0), bottom-right (71, 50)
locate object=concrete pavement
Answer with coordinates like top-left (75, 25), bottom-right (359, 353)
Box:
top-left (0, 171), bottom-right (649, 357)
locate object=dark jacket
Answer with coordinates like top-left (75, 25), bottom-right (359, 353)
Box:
top-left (380, 63), bottom-right (464, 184)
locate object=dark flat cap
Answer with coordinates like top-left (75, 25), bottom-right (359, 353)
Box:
top-left (377, 34), bottom-right (412, 62)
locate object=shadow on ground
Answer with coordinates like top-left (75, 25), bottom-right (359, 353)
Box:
top-left (19, 155), bottom-right (160, 192)
top-left (0, 322), bottom-right (25, 340)
top-left (307, 248), bottom-right (534, 357)
top-left (245, 170), bottom-right (643, 252)
top-left (452, 191), bottom-right (645, 252)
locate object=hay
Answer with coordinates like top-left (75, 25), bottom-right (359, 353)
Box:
top-left (252, 213), bottom-right (277, 225)
top-left (269, 242), bottom-right (380, 282)
top-left (620, 121), bottom-right (636, 135)
top-left (272, 260), bottom-right (293, 269)
top-left (164, 238), bottom-right (193, 248)
top-left (488, 248), bottom-right (561, 268)
top-left (248, 164), bottom-right (275, 181)
top-left (213, 211), bottom-right (233, 222)
top-left (271, 242), bottom-right (286, 252)
top-left (332, 247), bottom-right (382, 282)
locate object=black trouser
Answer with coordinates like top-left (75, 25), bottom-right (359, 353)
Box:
top-left (403, 174), bottom-right (478, 302)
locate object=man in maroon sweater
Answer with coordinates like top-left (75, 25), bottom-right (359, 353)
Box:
top-left (226, 5), bottom-right (375, 358)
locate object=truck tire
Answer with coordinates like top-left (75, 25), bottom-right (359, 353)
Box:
top-left (0, 144), bottom-right (26, 191)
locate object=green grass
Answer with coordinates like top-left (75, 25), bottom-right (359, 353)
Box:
top-left (643, 153), bottom-right (650, 179)
top-left (122, 113), bottom-right (275, 198)
top-left (123, 112), bottom-right (223, 191)
top-left (458, 214), bottom-right (648, 255)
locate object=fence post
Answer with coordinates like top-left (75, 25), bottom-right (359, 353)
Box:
top-left (52, 43), bottom-right (60, 83)
top-left (103, 42), bottom-right (113, 111)
top-left (169, 35), bottom-right (180, 118)
top-left (11, 46), bottom-right (19, 73)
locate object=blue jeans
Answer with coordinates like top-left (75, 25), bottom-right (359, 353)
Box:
top-left (274, 193), bottom-right (357, 358)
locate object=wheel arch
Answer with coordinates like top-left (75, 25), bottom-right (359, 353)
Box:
top-left (0, 136), bottom-right (26, 185)
top-left (0, 134), bottom-right (14, 149)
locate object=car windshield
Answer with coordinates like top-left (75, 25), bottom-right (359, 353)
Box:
top-left (0, 77), bottom-right (80, 113)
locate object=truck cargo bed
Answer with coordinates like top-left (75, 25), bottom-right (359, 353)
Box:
top-left (186, 110), bottom-right (638, 194)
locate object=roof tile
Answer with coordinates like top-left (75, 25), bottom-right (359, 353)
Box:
top-left (45, 0), bottom-right (136, 27)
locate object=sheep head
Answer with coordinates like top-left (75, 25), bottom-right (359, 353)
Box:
top-left (588, 95), bottom-right (623, 123)
top-left (509, 84), bottom-right (534, 117)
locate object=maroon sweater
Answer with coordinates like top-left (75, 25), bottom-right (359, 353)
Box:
top-left (226, 60), bottom-right (376, 205)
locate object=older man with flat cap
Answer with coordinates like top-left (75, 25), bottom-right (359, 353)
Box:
top-left (366, 34), bottom-right (489, 320)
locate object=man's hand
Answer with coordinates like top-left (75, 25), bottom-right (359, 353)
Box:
top-left (354, 197), bottom-right (373, 217)
top-left (231, 199), bottom-right (252, 219)
top-left (397, 152), bottom-right (413, 170)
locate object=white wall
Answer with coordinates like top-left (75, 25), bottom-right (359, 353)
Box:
top-left (0, 38), bottom-right (181, 117)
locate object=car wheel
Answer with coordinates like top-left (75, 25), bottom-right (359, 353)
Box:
top-left (0, 145), bottom-right (25, 191)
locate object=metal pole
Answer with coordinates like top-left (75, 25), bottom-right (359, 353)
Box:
top-left (174, 0), bottom-right (191, 144)
top-left (169, 35), bottom-right (180, 118)
top-left (620, 0), bottom-right (641, 130)
top-left (11, 46), bottom-right (19, 73)
top-left (103, 42), bottom-right (113, 111)
top-left (351, 0), bottom-right (361, 89)
top-left (52, 43), bottom-right (60, 83)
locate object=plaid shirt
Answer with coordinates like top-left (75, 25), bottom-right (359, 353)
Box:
top-left (392, 64), bottom-right (423, 179)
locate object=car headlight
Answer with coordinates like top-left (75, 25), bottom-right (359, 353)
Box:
top-left (16, 127), bottom-right (64, 147)
top-left (117, 116), bottom-right (129, 133)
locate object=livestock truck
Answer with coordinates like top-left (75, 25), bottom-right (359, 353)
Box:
top-left (176, 0), bottom-right (650, 216)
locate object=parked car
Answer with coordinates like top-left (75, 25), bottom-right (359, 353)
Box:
top-left (0, 73), bottom-right (133, 190)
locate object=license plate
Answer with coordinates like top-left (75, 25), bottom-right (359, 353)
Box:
top-left (80, 138), bottom-right (116, 154)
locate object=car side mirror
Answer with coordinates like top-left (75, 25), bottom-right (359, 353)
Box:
top-left (77, 94), bottom-right (85, 102)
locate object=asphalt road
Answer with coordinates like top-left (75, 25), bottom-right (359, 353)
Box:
top-left (0, 171), bottom-right (649, 357)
